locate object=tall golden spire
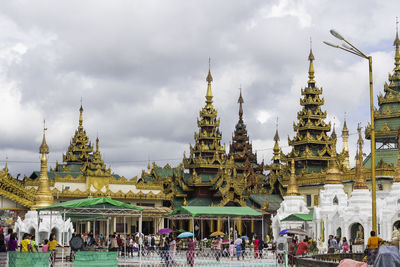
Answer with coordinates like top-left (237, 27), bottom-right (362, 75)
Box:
top-left (354, 123), bottom-right (368, 189)
top-left (308, 40), bottom-right (315, 85)
top-left (394, 17), bottom-right (400, 71)
top-left (96, 136), bottom-right (99, 152)
top-left (394, 128), bottom-right (400, 183)
top-left (273, 118), bottom-right (280, 158)
top-left (206, 58), bottom-right (213, 105)
top-left (286, 159), bottom-right (299, 196)
top-left (31, 120), bottom-right (54, 210)
top-left (79, 104), bottom-right (84, 128)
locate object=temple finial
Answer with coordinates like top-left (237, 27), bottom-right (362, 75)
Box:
top-left (274, 117), bottom-right (280, 142)
top-left (40, 119), bottom-right (49, 154)
top-left (394, 17), bottom-right (400, 71)
top-left (308, 40), bottom-right (315, 85)
top-left (96, 132), bottom-right (99, 152)
top-left (79, 100), bottom-right (84, 127)
top-left (238, 86), bottom-right (244, 121)
top-left (206, 58), bottom-right (213, 104)
top-left (286, 159), bottom-right (299, 196)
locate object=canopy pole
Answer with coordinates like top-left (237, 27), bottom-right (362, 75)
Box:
top-left (50, 211), bottom-right (52, 238)
top-left (228, 217), bottom-right (230, 242)
top-left (106, 217), bottom-right (110, 251)
top-left (124, 216), bottom-right (126, 263)
top-left (192, 216), bottom-right (194, 239)
top-left (37, 210), bottom-right (40, 245)
top-left (262, 216), bottom-right (264, 242)
top-left (62, 209), bottom-right (65, 264)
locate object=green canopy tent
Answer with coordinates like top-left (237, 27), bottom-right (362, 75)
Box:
top-left (168, 206), bottom-right (265, 241)
top-left (38, 197), bottom-right (143, 264)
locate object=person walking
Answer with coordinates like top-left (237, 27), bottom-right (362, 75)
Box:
top-left (186, 237), bottom-right (195, 267)
top-left (367, 231), bottom-right (383, 266)
top-left (241, 237), bottom-right (246, 260)
top-left (214, 236), bottom-right (222, 261)
top-left (229, 241), bottom-right (235, 260)
top-left (288, 238), bottom-right (297, 266)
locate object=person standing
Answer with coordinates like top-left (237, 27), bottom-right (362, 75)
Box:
top-left (42, 240), bottom-right (49, 252)
top-left (20, 234), bottom-right (32, 252)
top-left (288, 238), bottom-right (297, 266)
top-left (254, 236), bottom-right (259, 259)
top-left (169, 235), bottom-right (177, 265)
top-left (328, 235), bottom-right (337, 253)
top-left (0, 234), bottom-right (6, 252)
top-left (49, 233), bottom-right (63, 267)
top-left (186, 237), bottom-right (195, 267)
top-left (295, 239), bottom-right (309, 256)
top-left (367, 231), bottom-right (383, 266)
top-left (241, 237), bottom-right (246, 260)
top-left (4, 229), bottom-right (12, 251)
top-left (229, 241), bottom-right (235, 260)
top-left (234, 237), bottom-right (242, 260)
top-left (31, 235), bottom-right (38, 252)
top-left (342, 237), bottom-right (349, 253)
top-left (7, 234), bottom-right (17, 252)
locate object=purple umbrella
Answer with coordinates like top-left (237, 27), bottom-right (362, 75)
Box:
top-left (157, 228), bottom-right (173, 235)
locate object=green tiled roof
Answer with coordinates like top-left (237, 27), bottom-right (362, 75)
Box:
top-left (363, 149), bottom-right (398, 169)
top-left (281, 208), bottom-right (314, 221)
top-left (154, 168), bottom-right (175, 178)
top-left (249, 194), bottom-right (283, 211)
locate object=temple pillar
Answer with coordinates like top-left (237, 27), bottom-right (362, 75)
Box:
top-left (179, 220), bottom-right (183, 230)
top-left (189, 219), bottom-right (193, 232)
top-left (251, 219), bottom-right (255, 233)
top-left (210, 220), bottom-right (214, 232)
top-left (139, 215), bottom-right (143, 233)
top-left (237, 218), bottom-right (242, 236)
top-left (113, 217), bottom-right (117, 233)
top-left (87, 221), bottom-right (91, 233)
top-left (217, 219), bottom-right (222, 232)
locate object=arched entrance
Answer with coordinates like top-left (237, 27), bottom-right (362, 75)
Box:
top-left (336, 227), bottom-right (342, 239)
top-left (350, 223), bottom-right (364, 245)
top-left (394, 220), bottom-right (400, 230)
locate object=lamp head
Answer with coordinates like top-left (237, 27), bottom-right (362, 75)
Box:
top-left (323, 41), bottom-right (339, 48)
top-left (330, 29), bottom-right (345, 41)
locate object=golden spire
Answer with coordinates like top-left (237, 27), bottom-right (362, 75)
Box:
top-left (31, 120), bottom-right (54, 210)
top-left (341, 115), bottom-right (350, 169)
top-left (394, 128), bottom-right (400, 183)
top-left (354, 123), bottom-right (368, 189)
top-left (79, 104), bottom-right (84, 128)
top-left (394, 17), bottom-right (400, 71)
top-left (238, 86), bottom-right (244, 121)
top-left (206, 57), bottom-right (213, 105)
top-left (308, 39), bottom-right (315, 85)
top-left (96, 136), bottom-right (99, 152)
top-left (286, 159), bottom-right (299, 196)
top-left (325, 135), bottom-right (342, 184)
top-left (273, 117), bottom-right (280, 156)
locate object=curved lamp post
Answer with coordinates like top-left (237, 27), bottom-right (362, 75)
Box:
top-left (324, 29), bottom-right (377, 233)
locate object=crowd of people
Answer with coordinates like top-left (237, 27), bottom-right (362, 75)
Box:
top-left (0, 228), bottom-right (63, 267)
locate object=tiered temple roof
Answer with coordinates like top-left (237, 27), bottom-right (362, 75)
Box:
top-left (266, 128), bottom-right (285, 196)
top-left (364, 30), bottom-right (400, 169)
top-left (228, 90), bottom-right (266, 194)
top-left (288, 49), bottom-right (336, 175)
top-left (183, 68), bottom-right (227, 189)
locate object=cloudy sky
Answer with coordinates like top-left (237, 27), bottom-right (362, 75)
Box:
top-left (0, 0), bottom-right (398, 178)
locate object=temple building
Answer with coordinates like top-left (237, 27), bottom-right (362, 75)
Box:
top-left (22, 106), bottom-right (171, 236)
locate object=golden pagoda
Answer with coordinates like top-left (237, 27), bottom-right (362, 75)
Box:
top-left (266, 125), bottom-right (285, 196)
top-left (31, 124), bottom-right (54, 209)
top-left (288, 48), bottom-right (335, 176)
top-left (286, 159), bottom-right (299, 196)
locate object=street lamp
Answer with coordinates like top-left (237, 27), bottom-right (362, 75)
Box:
top-left (324, 29), bottom-right (377, 233)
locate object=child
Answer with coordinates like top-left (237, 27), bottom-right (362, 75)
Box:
top-left (42, 239), bottom-right (49, 252)
top-left (229, 241), bottom-right (235, 260)
top-left (31, 235), bottom-right (38, 252)
top-left (49, 234), bottom-right (63, 267)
